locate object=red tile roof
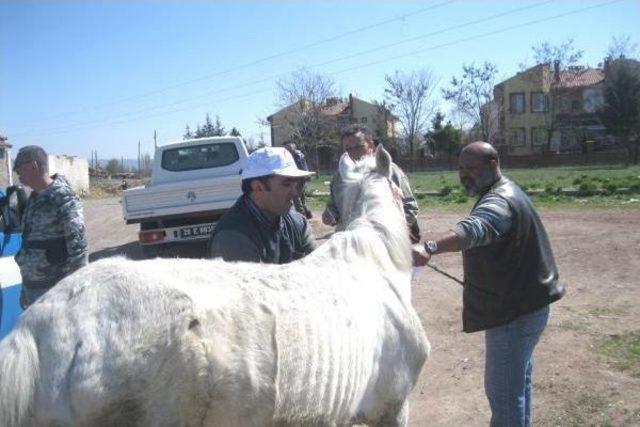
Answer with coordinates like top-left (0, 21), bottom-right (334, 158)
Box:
top-left (554, 68), bottom-right (604, 88)
top-left (320, 101), bottom-right (349, 116)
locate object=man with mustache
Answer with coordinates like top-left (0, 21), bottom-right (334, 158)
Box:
top-left (413, 141), bottom-right (564, 427)
top-left (208, 146), bottom-right (316, 264)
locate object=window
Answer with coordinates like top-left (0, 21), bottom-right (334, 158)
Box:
top-left (509, 93), bottom-right (525, 113)
top-left (161, 142), bottom-right (239, 172)
top-left (360, 117), bottom-right (368, 123)
top-left (531, 92), bottom-right (547, 112)
top-left (510, 128), bottom-right (526, 147)
top-left (0, 148), bottom-right (5, 159)
top-left (531, 127), bottom-right (546, 146)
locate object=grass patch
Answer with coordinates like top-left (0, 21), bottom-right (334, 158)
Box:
top-left (548, 319), bottom-right (588, 332)
top-left (595, 331), bottom-right (640, 377)
top-left (540, 392), bottom-right (613, 427)
top-left (585, 305), bottom-right (630, 318)
top-left (306, 164), bottom-right (640, 210)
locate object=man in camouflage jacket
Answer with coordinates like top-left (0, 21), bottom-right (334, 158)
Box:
top-left (13, 145), bottom-right (88, 307)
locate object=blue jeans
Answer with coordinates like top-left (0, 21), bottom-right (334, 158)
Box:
top-left (484, 306), bottom-right (549, 427)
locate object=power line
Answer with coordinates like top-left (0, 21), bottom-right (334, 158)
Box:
top-left (11, 1), bottom-right (554, 136)
top-left (12, 0), bottom-right (623, 138)
top-left (23, 0), bottom-right (457, 125)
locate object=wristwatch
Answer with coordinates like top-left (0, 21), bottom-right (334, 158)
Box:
top-left (424, 240), bottom-right (438, 255)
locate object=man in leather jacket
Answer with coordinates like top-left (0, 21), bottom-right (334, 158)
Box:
top-left (208, 147), bottom-right (316, 264)
top-left (413, 141), bottom-right (564, 427)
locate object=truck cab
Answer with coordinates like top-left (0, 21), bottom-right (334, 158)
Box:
top-left (121, 137), bottom-right (248, 255)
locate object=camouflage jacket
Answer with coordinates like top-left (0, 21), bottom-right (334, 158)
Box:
top-left (15, 174), bottom-right (88, 288)
top-left (323, 161), bottom-right (421, 243)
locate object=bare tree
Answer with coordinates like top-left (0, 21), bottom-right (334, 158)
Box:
top-left (598, 59), bottom-right (640, 164)
top-left (518, 39), bottom-right (585, 152)
top-left (442, 62), bottom-right (500, 145)
top-left (274, 69), bottom-right (338, 168)
top-left (384, 69), bottom-right (438, 170)
top-left (604, 35), bottom-right (638, 61)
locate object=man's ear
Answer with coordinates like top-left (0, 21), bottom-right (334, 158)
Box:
top-left (250, 179), bottom-right (264, 192)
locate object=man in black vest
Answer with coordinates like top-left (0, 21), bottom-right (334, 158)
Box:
top-left (208, 146), bottom-right (317, 263)
top-left (413, 141), bottom-right (564, 427)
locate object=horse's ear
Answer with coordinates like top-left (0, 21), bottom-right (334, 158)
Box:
top-left (375, 144), bottom-right (392, 178)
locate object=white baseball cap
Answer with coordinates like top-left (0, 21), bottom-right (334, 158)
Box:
top-left (242, 147), bottom-right (315, 180)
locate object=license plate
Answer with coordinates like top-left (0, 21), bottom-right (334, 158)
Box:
top-left (179, 224), bottom-right (214, 239)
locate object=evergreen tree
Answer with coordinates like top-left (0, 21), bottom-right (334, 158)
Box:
top-left (425, 112), bottom-right (461, 170)
top-left (202, 114), bottom-right (215, 136)
top-left (230, 127), bottom-right (241, 137)
top-left (212, 115), bottom-right (225, 136)
top-left (184, 124), bottom-right (193, 139)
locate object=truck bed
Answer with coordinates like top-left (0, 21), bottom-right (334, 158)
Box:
top-left (122, 174), bottom-right (240, 224)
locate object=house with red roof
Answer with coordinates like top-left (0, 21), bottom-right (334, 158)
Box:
top-left (493, 61), bottom-right (609, 155)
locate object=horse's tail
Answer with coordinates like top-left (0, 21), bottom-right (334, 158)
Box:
top-left (0, 325), bottom-right (40, 426)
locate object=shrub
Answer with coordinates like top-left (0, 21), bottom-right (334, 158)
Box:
top-left (544, 185), bottom-right (562, 195)
top-left (439, 186), bottom-right (452, 196)
top-left (578, 182), bottom-right (598, 196)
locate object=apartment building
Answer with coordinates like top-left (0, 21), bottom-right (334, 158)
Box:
top-left (494, 62), bottom-right (606, 155)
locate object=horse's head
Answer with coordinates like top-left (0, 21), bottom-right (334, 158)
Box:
top-left (333, 145), bottom-right (412, 273)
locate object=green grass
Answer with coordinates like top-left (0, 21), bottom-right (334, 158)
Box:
top-left (595, 331), bottom-right (640, 377)
top-left (305, 164), bottom-right (640, 209)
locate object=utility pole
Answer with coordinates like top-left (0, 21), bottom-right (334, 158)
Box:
top-left (138, 140), bottom-right (141, 175)
top-left (154, 130), bottom-right (157, 149)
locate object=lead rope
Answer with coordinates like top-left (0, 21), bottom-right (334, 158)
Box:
top-left (425, 263), bottom-right (464, 285)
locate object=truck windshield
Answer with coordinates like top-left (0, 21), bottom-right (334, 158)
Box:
top-left (161, 142), bottom-right (239, 172)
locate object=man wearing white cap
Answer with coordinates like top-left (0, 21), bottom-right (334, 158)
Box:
top-left (208, 147), bottom-right (317, 263)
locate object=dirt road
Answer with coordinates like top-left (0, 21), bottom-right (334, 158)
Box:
top-left (84, 198), bottom-right (640, 426)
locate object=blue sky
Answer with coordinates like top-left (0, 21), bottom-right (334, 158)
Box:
top-left (1, 0), bottom-right (639, 159)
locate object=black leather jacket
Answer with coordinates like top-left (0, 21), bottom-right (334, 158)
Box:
top-left (208, 194), bottom-right (316, 264)
top-left (462, 178), bottom-right (565, 332)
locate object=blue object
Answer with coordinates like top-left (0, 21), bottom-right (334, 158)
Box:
top-left (1, 189), bottom-right (24, 339)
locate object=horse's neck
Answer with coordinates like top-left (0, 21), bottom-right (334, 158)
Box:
top-left (310, 227), bottom-right (412, 302)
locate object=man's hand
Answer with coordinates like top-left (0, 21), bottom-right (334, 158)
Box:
top-left (322, 209), bottom-right (337, 226)
top-left (412, 243), bottom-right (431, 267)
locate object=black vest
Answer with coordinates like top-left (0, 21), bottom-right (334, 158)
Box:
top-left (462, 178), bottom-right (565, 332)
top-left (209, 195), bottom-right (311, 264)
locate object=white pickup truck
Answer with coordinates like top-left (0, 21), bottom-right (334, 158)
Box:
top-left (121, 137), bottom-right (248, 255)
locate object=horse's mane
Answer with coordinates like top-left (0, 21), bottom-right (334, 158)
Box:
top-left (311, 147), bottom-right (412, 275)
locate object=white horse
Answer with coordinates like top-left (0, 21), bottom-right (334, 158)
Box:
top-left (0, 146), bottom-right (429, 427)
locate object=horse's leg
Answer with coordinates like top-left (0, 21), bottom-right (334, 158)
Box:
top-left (369, 400), bottom-right (409, 427)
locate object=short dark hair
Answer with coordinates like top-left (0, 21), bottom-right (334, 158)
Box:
top-left (14, 145), bottom-right (48, 172)
top-left (340, 124), bottom-right (372, 143)
top-left (241, 175), bottom-right (272, 193)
